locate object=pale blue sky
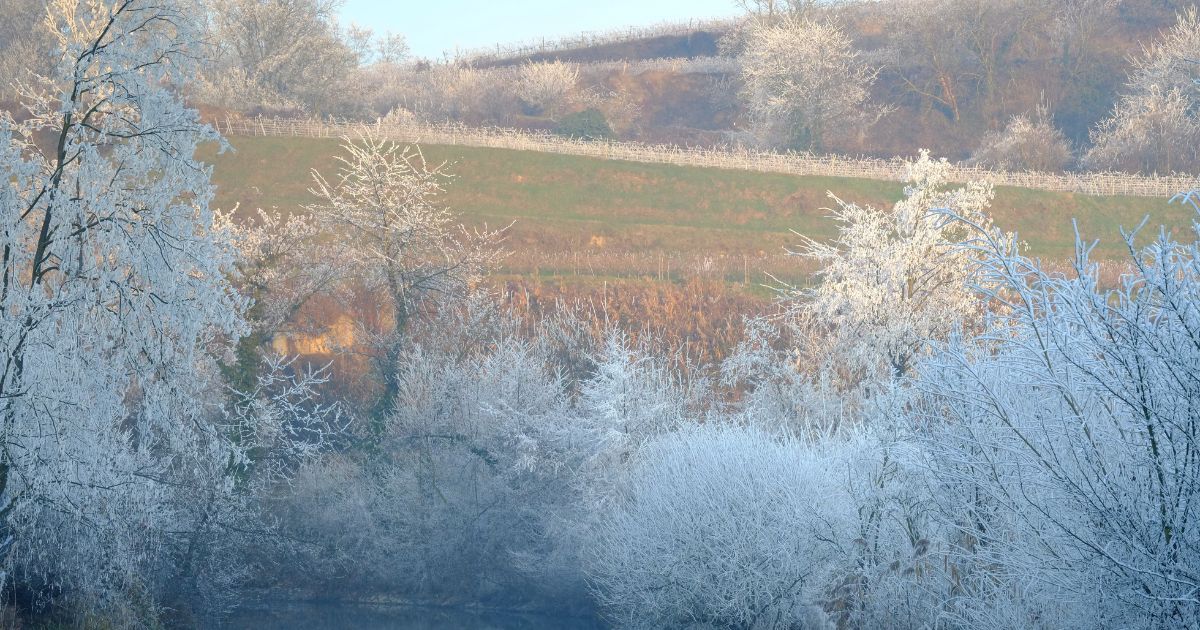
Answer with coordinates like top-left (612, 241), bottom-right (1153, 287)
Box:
top-left (340, 0), bottom-right (740, 60)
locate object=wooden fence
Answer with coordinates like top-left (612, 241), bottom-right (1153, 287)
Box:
top-left (218, 117), bottom-right (1199, 199)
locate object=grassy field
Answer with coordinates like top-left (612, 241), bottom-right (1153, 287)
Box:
top-left (207, 135), bottom-right (1195, 287)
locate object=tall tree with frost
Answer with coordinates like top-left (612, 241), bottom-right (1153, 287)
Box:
top-left (0, 1), bottom-right (343, 620)
top-left (739, 16), bottom-right (880, 151)
top-left (307, 134), bottom-right (505, 419)
top-left (205, 0), bottom-right (359, 111)
top-left (0, 0), bottom-right (245, 613)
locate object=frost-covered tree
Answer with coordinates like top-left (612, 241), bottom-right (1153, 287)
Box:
top-left (0, 0), bottom-right (54, 98)
top-left (0, 0), bottom-right (242, 529)
top-left (971, 104), bottom-right (1075, 172)
top-left (306, 134), bottom-right (506, 417)
top-left (786, 152), bottom-right (1000, 385)
top-left (1085, 9), bottom-right (1200, 173)
top-left (915, 200), bottom-right (1200, 628)
top-left (0, 1), bottom-right (341, 621)
top-left (205, 0), bottom-right (359, 112)
top-left (738, 16), bottom-right (880, 151)
top-left (516, 60), bottom-right (579, 117)
top-left (0, 0), bottom-right (227, 616)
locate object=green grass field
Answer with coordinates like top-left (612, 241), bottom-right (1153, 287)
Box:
top-left (206, 135), bottom-right (1195, 284)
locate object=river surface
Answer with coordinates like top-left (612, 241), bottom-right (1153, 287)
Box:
top-left (228, 601), bottom-right (606, 629)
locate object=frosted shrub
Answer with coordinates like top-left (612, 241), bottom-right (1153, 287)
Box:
top-left (279, 318), bottom-right (583, 602)
top-left (915, 200), bottom-right (1200, 628)
top-left (586, 424), bottom-right (857, 629)
top-left (721, 318), bottom-right (853, 436)
top-left (971, 105), bottom-right (1074, 172)
top-left (574, 333), bottom-right (708, 484)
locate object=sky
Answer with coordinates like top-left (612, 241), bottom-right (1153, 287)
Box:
top-left (339, 0), bottom-right (741, 60)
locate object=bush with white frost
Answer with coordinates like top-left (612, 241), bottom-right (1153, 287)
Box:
top-left (971, 105), bottom-right (1075, 172)
top-left (516, 61), bottom-right (580, 117)
top-left (785, 152), bottom-right (1001, 387)
top-left (277, 306), bottom-right (586, 602)
top-left (914, 203), bottom-right (1200, 628)
top-left (586, 423), bottom-right (856, 629)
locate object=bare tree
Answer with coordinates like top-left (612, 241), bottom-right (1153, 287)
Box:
top-left (885, 0), bottom-right (974, 122)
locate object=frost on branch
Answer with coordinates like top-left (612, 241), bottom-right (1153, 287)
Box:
top-left (220, 207), bottom-right (343, 337)
top-left (225, 355), bottom-right (347, 487)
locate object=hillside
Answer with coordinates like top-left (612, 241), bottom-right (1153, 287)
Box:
top-left (209, 134), bottom-right (1194, 287)
top-left (435, 0), bottom-right (1193, 161)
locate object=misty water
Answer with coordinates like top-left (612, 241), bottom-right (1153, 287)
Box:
top-left (228, 601), bottom-right (606, 630)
